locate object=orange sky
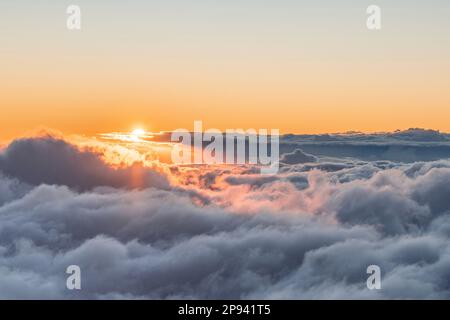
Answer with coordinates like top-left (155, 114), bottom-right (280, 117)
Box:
top-left (1, 1), bottom-right (450, 140)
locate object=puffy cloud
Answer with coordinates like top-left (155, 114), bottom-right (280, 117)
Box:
top-left (0, 136), bottom-right (170, 191)
top-left (0, 182), bottom-right (377, 299)
top-left (324, 174), bottom-right (431, 235)
top-left (411, 168), bottom-right (450, 215)
top-left (0, 174), bottom-right (31, 206)
top-left (1, 132), bottom-right (450, 299)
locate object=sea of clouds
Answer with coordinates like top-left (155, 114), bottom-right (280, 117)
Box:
top-left (1, 129), bottom-right (450, 299)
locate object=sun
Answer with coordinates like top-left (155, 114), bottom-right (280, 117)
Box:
top-left (131, 128), bottom-right (146, 137)
top-left (129, 128), bottom-right (146, 142)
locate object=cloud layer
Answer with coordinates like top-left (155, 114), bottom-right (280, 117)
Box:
top-left (1, 133), bottom-right (450, 299)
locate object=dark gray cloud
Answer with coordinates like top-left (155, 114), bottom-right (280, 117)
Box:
top-left (280, 149), bottom-right (317, 164)
top-left (279, 128), bottom-right (450, 163)
top-left (0, 136), bottom-right (170, 191)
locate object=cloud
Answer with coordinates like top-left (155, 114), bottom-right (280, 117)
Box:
top-left (389, 128), bottom-right (448, 142)
top-left (0, 182), bottom-right (377, 299)
top-left (280, 149), bottom-right (317, 164)
top-left (0, 174), bottom-right (31, 207)
top-left (0, 136), bottom-right (170, 191)
top-left (323, 170), bottom-right (431, 235)
top-left (1, 132), bottom-right (450, 299)
top-left (279, 128), bottom-right (450, 163)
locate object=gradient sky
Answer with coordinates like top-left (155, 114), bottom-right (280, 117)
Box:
top-left (1, 0), bottom-right (450, 139)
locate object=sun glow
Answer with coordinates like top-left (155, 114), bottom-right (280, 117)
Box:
top-left (131, 129), bottom-right (146, 137)
top-left (128, 128), bottom-right (146, 142)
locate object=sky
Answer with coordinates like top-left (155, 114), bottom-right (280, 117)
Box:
top-left (1, 0), bottom-right (450, 140)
